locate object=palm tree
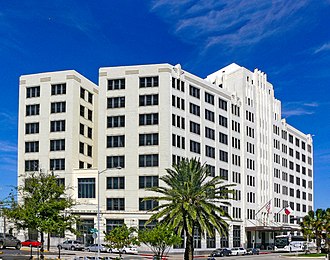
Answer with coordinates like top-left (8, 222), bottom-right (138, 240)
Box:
top-left (300, 209), bottom-right (326, 253)
top-left (144, 158), bottom-right (234, 260)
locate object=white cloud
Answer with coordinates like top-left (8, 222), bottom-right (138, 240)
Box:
top-left (314, 42), bottom-right (330, 54)
top-left (0, 141), bottom-right (17, 153)
top-left (282, 101), bottom-right (319, 118)
top-left (150, 0), bottom-right (310, 51)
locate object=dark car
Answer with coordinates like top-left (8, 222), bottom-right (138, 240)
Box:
top-left (0, 233), bottom-right (21, 250)
top-left (247, 248), bottom-right (260, 255)
top-left (209, 248), bottom-right (232, 257)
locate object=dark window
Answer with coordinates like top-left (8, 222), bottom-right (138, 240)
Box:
top-left (87, 127), bottom-right (92, 139)
top-left (139, 199), bottom-right (159, 211)
top-left (107, 198), bottom-right (125, 210)
top-left (220, 168), bottom-right (228, 180)
top-left (205, 109), bottom-right (215, 122)
top-left (107, 115), bottom-right (125, 128)
top-left (25, 141), bottom-right (39, 153)
top-left (106, 219), bottom-right (124, 232)
top-left (88, 92), bottom-right (93, 104)
top-left (139, 133), bottom-right (158, 146)
top-left (205, 127), bottom-right (215, 140)
top-left (139, 94), bottom-right (159, 106)
top-left (26, 104), bottom-right (40, 116)
top-left (190, 140), bottom-right (201, 154)
top-left (26, 86), bottom-right (40, 98)
top-left (139, 113), bottom-right (158, 125)
top-left (189, 103), bottom-right (200, 116)
top-left (78, 178), bottom-right (95, 198)
top-left (87, 109), bottom-right (93, 121)
top-left (139, 176), bottom-right (159, 188)
top-left (233, 225), bottom-right (241, 247)
top-left (205, 92), bottom-right (214, 105)
top-left (107, 177), bottom-right (125, 189)
top-left (107, 97), bottom-right (125, 108)
top-left (107, 135), bottom-right (125, 148)
top-left (107, 156), bottom-right (125, 168)
top-left (190, 121), bottom-right (200, 135)
top-left (108, 79), bottom-right (125, 90)
top-left (219, 98), bottom-right (227, 111)
top-left (51, 83), bottom-right (66, 95)
top-left (25, 122), bottom-right (39, 134)
top-left (219, 150), bottom-right (228, 162)
top-left (139, 76), bottom-right (159, 88)
top-left (80, 105), bottom-right (85, 117)
top-left (139, 154), bottom-right (159, 167)
top-left (50, 120), bottom-right (65, 132)
top-left (51, 102), bottom-right (66, 113)
top-left (219, 132), bottom-right (228, 145)
top-left (189, 85), bottom-right (200, 99)
top-left (50, 158), bottom-right (65, 170)
top-left (205, 145), bottom-right (215, 158)
top-left (50, 139), bottom-right (65, 151)
top-left (80, 123), bottom-right (84, 135)
top-left (219, 115), bottom-right (228, 127)
top-left (25, 160), bottom-right (39, 172)
top-left (80, 87), bottom-right (85, 99)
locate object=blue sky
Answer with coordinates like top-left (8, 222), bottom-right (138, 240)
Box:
top-left (0, 0), bottom-right (329, 209)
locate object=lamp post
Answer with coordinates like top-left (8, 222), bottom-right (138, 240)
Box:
top-left (97, 167), bottom-right (122, 258)
top-left (97, 169), bottom-right (108, 259)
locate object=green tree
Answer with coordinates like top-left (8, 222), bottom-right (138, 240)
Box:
top-left (3, 171), bottom-right (77, 258)
top-left (300, 209), bottom-right (327, 253)
top-left (138, 224), bottom-right (182, 259)
top-left (104, 224), bottom-right (139, 259)
top-left (144, 158), bottom-right (234, 260)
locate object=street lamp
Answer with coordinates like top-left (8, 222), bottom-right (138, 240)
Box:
top-left (97, 169), bottom-right (108, 259)
top-left (97, 167), bottom-right (122, 258)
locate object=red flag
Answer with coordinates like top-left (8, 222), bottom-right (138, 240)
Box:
top-left (285, 207), bottom-right (292, 215)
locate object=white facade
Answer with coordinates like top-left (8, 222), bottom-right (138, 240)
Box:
top-left (17, 63), bottom-right (314, 250)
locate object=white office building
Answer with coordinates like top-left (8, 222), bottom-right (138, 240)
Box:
top-left (18, 63), bottom-right (313, 250)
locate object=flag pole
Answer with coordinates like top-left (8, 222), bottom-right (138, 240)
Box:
top-left (255, 198), bottom-right (273, 216)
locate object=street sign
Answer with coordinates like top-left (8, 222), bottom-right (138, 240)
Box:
top-left (92, 233), bottom-right (98, 239)
top-left (90, 228), bottom-right (98, 233)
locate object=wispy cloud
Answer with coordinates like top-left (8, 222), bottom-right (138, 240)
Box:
top-left (282, 101), bottom-right (319, 118)
top-left (150, 0), bottom-right (311, 51)
top-left (0, 141), bottom-right (17, 153)
top-left (314, 42), bottom-right (330, 54)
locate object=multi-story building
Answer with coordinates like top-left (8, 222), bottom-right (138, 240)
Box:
top-left (17, 63), bottom-right (313, 250)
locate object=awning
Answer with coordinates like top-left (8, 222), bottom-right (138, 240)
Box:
top-left (245, 225), bottom-right (301, 232)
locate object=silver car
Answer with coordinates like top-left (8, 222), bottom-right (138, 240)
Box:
top-left (58, 239), bottom-right (84, 251)
top-left (85, 244), bottom-right (109, 252)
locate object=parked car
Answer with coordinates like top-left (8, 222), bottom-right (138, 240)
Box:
top-left (57, 240), bottom-right (84, 251)
top-left (0, 233), bottom-right (21, 250)
top-left (21, 239), bottom-right (42, 247)
top-left (247, 248), bottom-right (260, 255)
top-left (209, 248), bottom-right (232, 257)
top-left (108, 246), bottom-right (138, 254)
top-left (121, 246), bottom-right (138, 254)
top-left (230, 247), bottom-right (247, 255)
top-left (85, 244), bottom-right (108, 253)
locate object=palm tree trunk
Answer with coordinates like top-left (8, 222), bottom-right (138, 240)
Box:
top-left (47, 233), bottom-right (50, 251)
top-left (184, 233), bottom-right (194, 260)
top-left (40, 231), bottom-right (44, 259)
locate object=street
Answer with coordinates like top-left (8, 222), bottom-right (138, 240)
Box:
top-left (0, 249), bottom-right (325, 260)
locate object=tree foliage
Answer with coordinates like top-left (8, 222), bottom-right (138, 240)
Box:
top-left (144, 158), bottom-right (234, 260)
top-left (138, 224), bottom-right (182, 259)
top-left (300, 208), bottom-right (330, 253)
top-left (3, 171), bottom-right (77, 256)
top-left (104, 224), bottom-right (139, 258)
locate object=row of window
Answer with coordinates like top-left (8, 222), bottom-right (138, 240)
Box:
top-left (108, 77), bottom-right (159, 90)
top-left (26, 84), bottom-right (67, 99)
